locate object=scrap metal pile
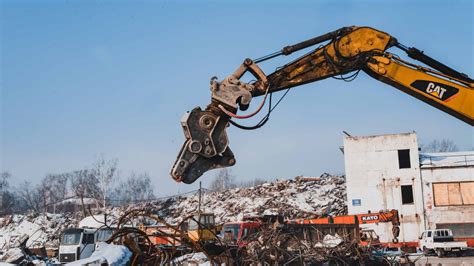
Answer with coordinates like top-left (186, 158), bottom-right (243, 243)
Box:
top-left (0, 214), bottom-right (78, 251)
top-left (239, 222), bottom-right (363, 264)
top-left (0, 214), bottom-right (81, 263)
top-left (159, 174), bottom-right (348, 224)
top-left (104, 208), bottom-right (394, 265)
top-left (2, 174), bottom-right (396, 265)
top-left (102, 208), bottom-right (230, 265)
top-left (0, 174), bottom-right (419, 265)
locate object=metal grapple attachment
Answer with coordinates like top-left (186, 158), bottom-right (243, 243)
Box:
top-left (170, 107), bottom-right (235, 184)
top-left (171, 58), bottom-right (268, 184)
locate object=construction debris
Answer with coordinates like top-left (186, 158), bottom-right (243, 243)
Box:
top-left (1, 174), bottom-right (346, 250)
top-left (0, 213), bottom-right (78, 251)
top-left (4, 175), bottom-right (414, 265)
top-left (161, 174), bottom-right (347, 224)
top-left (235, 221), bottom-right (363, 264)
top-left (1, 248), bottom-right (25, 264)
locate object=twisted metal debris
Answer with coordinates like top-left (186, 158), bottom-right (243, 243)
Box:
top-left (105, 208), bottom-right (233, 265)
top-left (100, 207), bottom-right (415, 265)
top-left (229, 221), bottom-right (368, 265)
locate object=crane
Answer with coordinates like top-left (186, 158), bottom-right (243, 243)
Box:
top-left (170, 26), bottom-right (473, 184)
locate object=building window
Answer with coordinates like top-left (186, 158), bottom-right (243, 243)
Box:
top-left (398, 149), bottom-right (411, 169)
top-left (401, 185), bottom-right (414, 204)
top-left (433, 182), bottom-right (474, 206)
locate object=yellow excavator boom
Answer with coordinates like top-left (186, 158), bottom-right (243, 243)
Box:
top-left (170, 26), bottom-right (473, 184)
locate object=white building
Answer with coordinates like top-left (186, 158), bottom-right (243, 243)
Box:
top-left (343, 132), bottom-right (474, 247)
top-left (420, 152), bottom-right (474, 246)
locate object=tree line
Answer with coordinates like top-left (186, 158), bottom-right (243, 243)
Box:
top-left (1, 139), bottom-right (462, 216)
top-left (0, 156), bottom-right (155, 217)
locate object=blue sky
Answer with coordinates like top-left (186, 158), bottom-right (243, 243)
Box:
top-left (1, 0), bottom-right (473, 196)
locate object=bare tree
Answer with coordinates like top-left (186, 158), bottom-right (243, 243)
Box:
top-left (114, 172), bottom-right (155, 205)
top-left (48, 174), bottom-right (69, 203)
top-left (38, 181), bottom-right (48, 215)
top-left (16, 181), bottom-right (42, 214)
top-left (1, 172), bottom-right (10, 211)
top-left (0, 172), bottom-right (9, 190)
top-left (70, 169), bottom-right (100, 217)
top-left (421, 139), bottom-right (459, 153)
top-left (91, 156), bottom-right (117, 210)
top-left (39, 173), bottom-right (69, 213)
top-left (1, 172), bottom-right (16, 215)
top-left (210, 169), bottom-right (236, 192)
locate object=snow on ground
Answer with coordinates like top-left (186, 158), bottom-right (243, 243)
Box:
top-left (66, 242), bottom-right (131, 266)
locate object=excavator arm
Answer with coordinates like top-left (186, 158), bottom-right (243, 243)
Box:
top-left (171, 26), bottom-right (473, 184)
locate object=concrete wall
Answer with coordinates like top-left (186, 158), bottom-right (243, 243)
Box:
top-left (343, 132), bottom-right (424, 243)
top-left (421, 159), bottom-right (474, 231)
top-left (343, 132), bottom-right (474, 246)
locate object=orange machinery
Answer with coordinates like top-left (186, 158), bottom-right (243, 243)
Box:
top-left (138, 224), bottom-right (182, 247)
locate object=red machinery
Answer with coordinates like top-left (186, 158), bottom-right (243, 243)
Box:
top-left (221, 221), bottom-right (261, 247)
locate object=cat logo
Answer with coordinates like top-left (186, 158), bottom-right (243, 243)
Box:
top-left (361, 215), bottom-right (379, 222)
top-left (411, 80), bottom-right (459, 101)
top-left (426, 82), bottom-right (446, 99)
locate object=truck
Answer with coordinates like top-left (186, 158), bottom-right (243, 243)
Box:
top-left (58, 228), bottom-right (109, 263)
top-left (419, 229), bottom-right (468, 257)
top-left (221, 221), bottom-right (260, 247)
top-left (58, 216), bottom-right (114, 263)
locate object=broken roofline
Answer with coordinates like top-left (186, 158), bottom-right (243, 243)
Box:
top-left (420, 151), bottom-right (474, 169)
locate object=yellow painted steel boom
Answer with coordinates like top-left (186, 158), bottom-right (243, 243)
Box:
top-left (171, 26), bottom-right (473, 184)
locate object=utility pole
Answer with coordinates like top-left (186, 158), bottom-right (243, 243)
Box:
top-left (198, 181), bottom-right (202, 213)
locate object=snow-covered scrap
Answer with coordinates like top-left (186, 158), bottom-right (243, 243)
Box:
top-left (0, 214), bottom-right (74, 251)
top-left (66, 243), bottom-right (131, 266)
top-left (78, 214), bottom-right (107, 229)
top-left (172, 252), bottom-right (209, 265)
top-left (0, 174), bottom-right (347, 260)
top-left (157, 174), bottom-right (347, 224)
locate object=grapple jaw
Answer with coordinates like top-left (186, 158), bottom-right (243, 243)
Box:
top-left (170, 58), bottom-right (268, 184)
top-left (170, 107), bottom-right (235, 184)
